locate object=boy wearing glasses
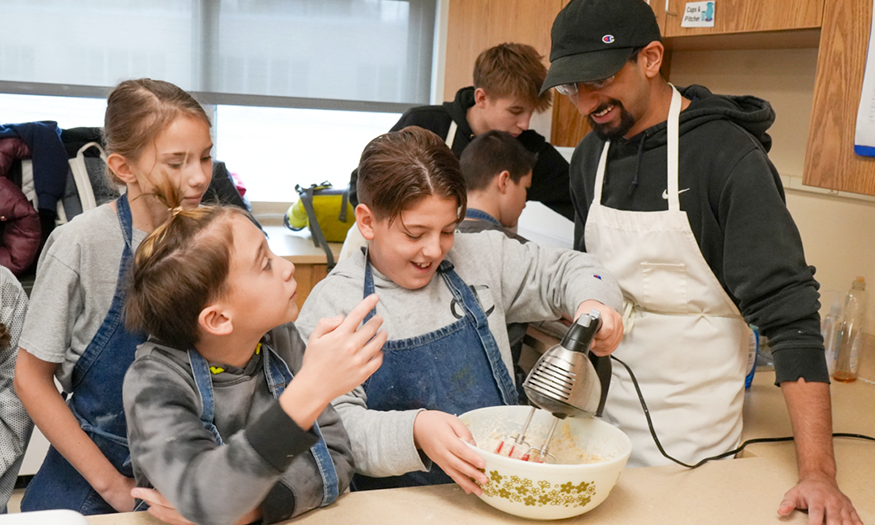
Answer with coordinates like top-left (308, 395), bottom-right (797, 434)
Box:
top-left (542, 0), bottom-right (860, 523)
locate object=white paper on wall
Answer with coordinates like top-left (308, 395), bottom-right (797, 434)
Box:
top-left (681, 1), bottom-right (715, 28)
top-left (855, 0), bottom-right (875, 156)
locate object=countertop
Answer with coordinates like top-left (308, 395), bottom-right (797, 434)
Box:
top-left (264, 226), bottom-right (342, 265)
top-left (87, 371), bottom-right (875, 525)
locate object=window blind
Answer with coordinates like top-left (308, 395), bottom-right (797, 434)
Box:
top-left (0, 0), bottom-right (435, 106)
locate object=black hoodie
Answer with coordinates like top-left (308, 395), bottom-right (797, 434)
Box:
top-left (349, 87), bottom-right (574, 219)
top-left (571, 84), bottom-right (828, 384)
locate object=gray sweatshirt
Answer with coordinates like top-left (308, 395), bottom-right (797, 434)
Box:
top-left (295, 230), bottom-right (622, 478)
top-left (122, 323), bottom-right (354, 525)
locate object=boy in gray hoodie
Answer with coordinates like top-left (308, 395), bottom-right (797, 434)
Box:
top-left (123, 202), bottom-right (386, 525)
top-left (296, 126), bottom-right (623, 494)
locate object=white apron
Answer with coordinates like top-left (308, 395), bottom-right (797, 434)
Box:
top-left (584, 86), bottom-right (750, 467)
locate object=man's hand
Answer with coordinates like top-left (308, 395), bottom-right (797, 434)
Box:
top-left (412, 410), bottom-right (488, 495)
top-left (573, 300), bottom-right (623, 356)
top-left (779, 379), bottom-right (864, 524)
top-left (777, 474), bottom-right (863, 525)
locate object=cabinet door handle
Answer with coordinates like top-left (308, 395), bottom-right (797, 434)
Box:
top-left (666, 0), bottom-right (678, 16)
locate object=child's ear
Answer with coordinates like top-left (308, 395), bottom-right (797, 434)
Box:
top-left (473, 87), bottom-right (489, 108)
top-left (497, 170), bottom-right (512, 193)
top-left (355, 204), bottom-right (377, 241)
top-left (198, 304), bottom-right (234, 337)
top-left (106, 153), bottom-right (137, 185)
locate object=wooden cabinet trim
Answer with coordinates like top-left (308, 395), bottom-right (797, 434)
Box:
top-left (804, 0), bottom-right (875, 195)
top-left (663, 0), bottom-right (823, 37)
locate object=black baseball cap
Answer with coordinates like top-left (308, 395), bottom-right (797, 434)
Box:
top-left (541, 0), bottom-right (662, 94)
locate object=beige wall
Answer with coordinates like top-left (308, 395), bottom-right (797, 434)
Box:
top-left (669, 47), bottom-right (875, 335)
top-left (669, 48), bottom-right (818, 179)
top-left (786, 193), bottom-right (875, 335)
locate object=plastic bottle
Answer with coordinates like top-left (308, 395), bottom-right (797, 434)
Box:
top-left (745, 325), bottom-right (759, 390)
top-left (821, 294), bottom-right (843, 376)
top-left (833, 277), bottom-right (868, 383)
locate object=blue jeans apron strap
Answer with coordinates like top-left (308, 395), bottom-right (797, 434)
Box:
top-left (438, 261), bottom-right (517, 405)
top-left (21, 194), bottom-right (147, 516)
top-left (464, 208), bottom-right (502, 227)
top-left (355, 259), bottom-right (515, 490)
top-left (188, 350), bottom-right (225, 445)
top-left (188, 345), bottom-right (339, 507)
top-left (261, 346), bottom-right (339, 506)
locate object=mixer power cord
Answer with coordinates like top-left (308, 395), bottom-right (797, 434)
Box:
top-left (609, 355), bottom-right (875, 469)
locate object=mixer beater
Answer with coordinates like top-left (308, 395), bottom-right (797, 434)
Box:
top-left (493, 310), bottom-right (604, 463)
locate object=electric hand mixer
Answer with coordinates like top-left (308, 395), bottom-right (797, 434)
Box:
top-left (493, 310), bottom-right (606, 463)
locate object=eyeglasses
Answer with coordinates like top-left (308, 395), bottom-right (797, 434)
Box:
top-left (555, 75), bottom-right (616, 96)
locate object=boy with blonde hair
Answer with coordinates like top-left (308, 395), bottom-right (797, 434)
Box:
top-left (349, 43), bottom-right (573, 220)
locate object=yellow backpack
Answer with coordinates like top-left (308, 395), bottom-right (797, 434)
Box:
top-left (284, 182), bottom-right (355, 267)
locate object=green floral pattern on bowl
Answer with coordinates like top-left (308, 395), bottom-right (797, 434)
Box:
top-left (479, 470), bottom-right (596, 507)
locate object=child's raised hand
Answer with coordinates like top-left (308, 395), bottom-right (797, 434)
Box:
top-left (282, 294), bottom-right (386, 430)
top-left (412, 410), bottom-right (488, 495)
top-left (573, 300), bottom-right (624, 356)
top-left (304, 293), bottom-right (386, 396)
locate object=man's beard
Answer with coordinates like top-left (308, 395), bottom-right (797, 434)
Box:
top-left (587, 99), bottom-right (636, 141)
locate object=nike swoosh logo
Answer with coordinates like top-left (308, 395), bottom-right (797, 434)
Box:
top-left (662, 188), bottom-right (691, 199)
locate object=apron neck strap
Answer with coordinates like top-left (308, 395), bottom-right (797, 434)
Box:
top-left (593, 84), bottom-right (683, 212)
top-left (445, 120), bottom-right (458, 150)
top-left (188, 349), bottom-right (223, 444)
top-left (115, 193), bottom-right (136, 253)
top-left (665, 84), bottom-right (682, 211)
top-left (593, 141), bottom-right (611, 199)
top-left (465, 208), bottom-right (502, 227)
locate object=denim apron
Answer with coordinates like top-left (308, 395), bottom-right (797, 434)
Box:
top-left (22, 194), bottom-right (146, 515)
top-left (353, 258), bottom-right (517, 490)
top-left (462, 208), bottom-right (530, 402)
top-left (187, 344), bottom-right (340, 506)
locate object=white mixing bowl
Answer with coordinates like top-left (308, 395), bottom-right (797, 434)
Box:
top-left (460, 405), bottom-right (631, 520)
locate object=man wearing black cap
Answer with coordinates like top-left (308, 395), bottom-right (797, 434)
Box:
top-left (543, 0), bottom-right (860, 522)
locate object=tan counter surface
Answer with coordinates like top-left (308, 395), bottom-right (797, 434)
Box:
top-left (88, 371), bottom-right (875, 525)
top-left (264, 226), bottom-right (341, 265)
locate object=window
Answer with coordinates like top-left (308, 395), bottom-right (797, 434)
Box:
top-left (0, 93), bottom-right (401, 203)
top-left (1, 1), bottom-right (196, 90)
top-left (0, 0), bottom-right (434, 104)
top-left (0, 0), bottom-right (435, 201)
top-left (209, 1), bottom-right (434, 104)
top-left (0, 94), bottom-right (106, 130)
top-left (215, 105), bottom-right (400, 202)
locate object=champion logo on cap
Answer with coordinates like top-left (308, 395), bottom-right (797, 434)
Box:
top-left (602, 35), bottom-right (615, 44)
